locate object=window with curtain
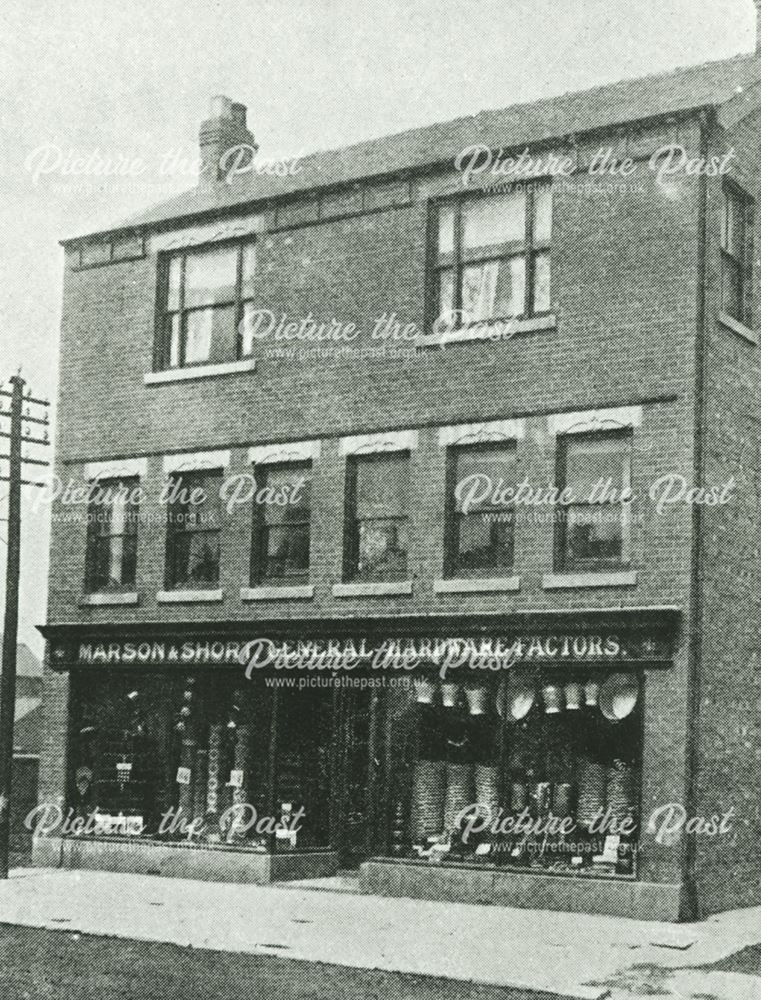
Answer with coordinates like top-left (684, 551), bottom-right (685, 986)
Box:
top-left (165, 470), bottom-right (223, 588)
top-left (346, 452), bottom-right (410, 581)
top-left (432, 183), bottom-right (552, 330)
top-left (446, 443), bottom-right (517, 577)
top-left (85, 477), bottom-right (140, 592)
top-left (159, 241), bottom-right (256, 369)
top-left (251, 462), bottom-right (312, 583)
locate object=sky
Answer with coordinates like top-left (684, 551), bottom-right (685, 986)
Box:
top-left (0, 0), bottom-right (756, 656)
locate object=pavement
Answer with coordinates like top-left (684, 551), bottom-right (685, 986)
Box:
top-left (0, 868), bottom-right (760, 1000)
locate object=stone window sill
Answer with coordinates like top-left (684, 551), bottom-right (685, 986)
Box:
top-left (542, 570), bottom-right (637, 590)
top-left (332, 581), bottom-right (413, 598)
top-left (434, 576), bottom-right (520, 594)
top-left (157, 589), bottom-right (224, 603)
top-left (80, 592), bottom-right (139, 607)
top-left (718, 312), bottom-right (758, 345)
top-left (144, 359), bottom-right (256, 385)
top-left (418, 313), bottom-right (557, 348)
top-left (241, 585), bottom-right (315, 601)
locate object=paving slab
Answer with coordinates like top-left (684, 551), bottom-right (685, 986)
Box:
top-left (0, 868), bottom-right (759, 1000)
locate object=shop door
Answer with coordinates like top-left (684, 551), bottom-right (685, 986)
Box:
top-left (333, 686), bottom-right (380, 868)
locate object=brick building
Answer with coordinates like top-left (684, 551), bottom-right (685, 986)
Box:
top-left (36, 42), bottom-right (761, 920)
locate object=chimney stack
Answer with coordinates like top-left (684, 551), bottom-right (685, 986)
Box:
top-left (199, 96), bottom-right (257, 186)
top-left (756, 0), bottom-right (761, 54)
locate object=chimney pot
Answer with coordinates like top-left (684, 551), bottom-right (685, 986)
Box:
top-left (231, 102), bottom-right (247, 129)
top-left (209, 95), bottom-right (234, 119)
top-left (199, 96), bottom-right (257, 186)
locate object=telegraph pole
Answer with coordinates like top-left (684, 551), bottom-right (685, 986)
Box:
top-left (0, 375), bottom-right (50, 878)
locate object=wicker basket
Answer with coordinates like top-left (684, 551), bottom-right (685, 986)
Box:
top-left (552, 782), bottom-right (575, 820)
top-left (509, 781), bottom-right (529, 813)
top-left (444, 762), bottom-right (475, 834)
top-left (410, 759), bottom-right (446, 843)
top-left (606, 758), bottom-right (635, 822)
top-left (474, 764), bottom-right (500, 822)
top-left (577, 756), bottom-right (606, 828)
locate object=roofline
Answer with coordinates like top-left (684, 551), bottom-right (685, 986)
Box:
top-left (59, 104), bottom-right (713, 249)
top-left (718, 75), bottom-right (761, 128)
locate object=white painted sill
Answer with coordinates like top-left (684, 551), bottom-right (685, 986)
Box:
top-left (542, 570), bottom-right (638, 590)
top-left (417, 313), bottom-right (557, 349)
top-left (434, 576), bottom-right (520, 594)
top-left (718, 312), bottom-right (758, 345)
top-left (157, 589), bottom-right (224, 603)
top-left (332, 581), bottom-right (413, 598)
top-left (241, 585), bottom-right (315, 601)
top-left (80, 592), bottom-right (139, 607)
top-left (144, 359), bottom-right (257, 385)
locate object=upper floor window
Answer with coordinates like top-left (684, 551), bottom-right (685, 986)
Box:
top-left (555, 431), bottom-right (632, 571)
top-left (158, 241), bottom-right (256, 370)
top-left (446, 443), bottom-right (516, 577)
top-left (721, 183), bottom-right (753, 326)
top-left (85, 478), bottom-right (140, 592)
top-left (251, 462), bottom-right (312, 583)
top-left (165, 470), bottom-right (222, 588)
top-left (432, 184), bottom-right (552, 330)
top-left (345, 452), bottom-right (410, 582)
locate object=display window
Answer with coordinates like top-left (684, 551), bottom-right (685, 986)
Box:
top-left (66, 671), bottom-right (334, 851)
top-left (394, 669), bottom-right (642, 877)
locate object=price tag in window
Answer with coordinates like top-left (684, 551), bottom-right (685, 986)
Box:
top-left (126, 816), bottom-right (144, 836)
top-left (176, 766), bottom-right (191, 785)
top-left (601, 835), bottom-right (620, 864)
top-left (227, 769), bottom-right (244, 789)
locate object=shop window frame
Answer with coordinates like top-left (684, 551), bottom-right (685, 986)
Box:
top-left (390, 665), bottom-right (645, 879)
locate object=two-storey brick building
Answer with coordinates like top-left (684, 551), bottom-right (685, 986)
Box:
top-left (36, 41), bottom-right (761, 920)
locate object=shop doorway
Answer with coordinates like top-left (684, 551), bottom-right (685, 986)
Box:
top-left (332, 685), bottom-right (379, 869)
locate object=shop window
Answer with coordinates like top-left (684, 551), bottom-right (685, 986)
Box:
top-left (445, 442), bottom-right (516, 577)
top-left (165, 470), bottom-right (223, 588)
top-left (395, 670), bottom-right (641, 877)
top-left (344, 451), bottom-right (410, 582)
top-left (84, 477), bottom-right (140, 592)
top-left (555, 431), bottom-right (632, 571)
top-left (430, 183), bottom-right (552, 331)
top-left (721, 183), bottom-right (753, 325)
top-left (68, 671), bottom-right (273, 846)
top-left (251, 462), bottom-right (311, 583)
top-left (157, 240), bottom-right (256, 370)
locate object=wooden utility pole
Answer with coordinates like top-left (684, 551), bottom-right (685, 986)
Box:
top-left (0, 375), bottom-right (50, 878)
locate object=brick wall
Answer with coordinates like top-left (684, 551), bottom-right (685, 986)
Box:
top-left (692, 111), bottom-right (761, 914)
top-left (41, 115), bottom-right (715, 900)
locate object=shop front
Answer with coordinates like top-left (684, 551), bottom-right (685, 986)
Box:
top-left (38, 609), bottom-right (682, 917)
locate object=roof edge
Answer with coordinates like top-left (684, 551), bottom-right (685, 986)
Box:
top-left (59, 104), bottom-right (713, 248)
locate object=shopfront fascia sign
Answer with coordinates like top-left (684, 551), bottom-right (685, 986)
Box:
top-left (60, 632), bottom-right (672, 670)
